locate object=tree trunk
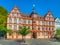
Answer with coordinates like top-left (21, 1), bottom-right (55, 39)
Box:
top-left (22, 35), bottom-right (26, 43)
top-left (22, 35), bottom-right (24, 42)
top-left (24, 36), bottom-right (26, 43)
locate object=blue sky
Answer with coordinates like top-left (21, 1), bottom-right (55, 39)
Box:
top-left (0, 0), bottom-right (60, 18)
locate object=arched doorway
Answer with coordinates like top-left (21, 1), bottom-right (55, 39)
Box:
top-left (32, 32), bottom-right (36, 39)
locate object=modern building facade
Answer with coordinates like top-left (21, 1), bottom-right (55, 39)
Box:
top-left (7, 6), bottom-right (54, 39)
top-left (55, 18), bottom-right (60, 30)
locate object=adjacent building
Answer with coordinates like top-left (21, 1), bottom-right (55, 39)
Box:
top-left (7, 6), bottom-right (54, 39)
top-left (55, 18), bottom-right (60, 30)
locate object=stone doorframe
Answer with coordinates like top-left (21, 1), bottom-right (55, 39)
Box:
top-left (31, 31), bottom-right (38, 39)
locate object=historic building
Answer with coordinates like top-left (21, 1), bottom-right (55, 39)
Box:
top-left (7, 6), bottom-right (54, 39)
top-left (55, 18), bottom-right (60, 30)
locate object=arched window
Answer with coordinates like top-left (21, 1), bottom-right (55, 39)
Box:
top-left (38, 21), bottom-right (40, 25)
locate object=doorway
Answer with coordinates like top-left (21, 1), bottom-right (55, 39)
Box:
top-left (32, 32), bottom-right (36, 39)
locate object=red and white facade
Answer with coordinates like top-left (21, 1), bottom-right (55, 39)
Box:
top-left (7, 6), bottom-right (54, 39)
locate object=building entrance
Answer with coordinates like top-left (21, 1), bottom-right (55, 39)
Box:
top-left (32, 32), bottom-right (36, 39)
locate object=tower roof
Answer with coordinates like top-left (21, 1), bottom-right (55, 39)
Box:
top-left (30, 4), bottom-right (38, 17)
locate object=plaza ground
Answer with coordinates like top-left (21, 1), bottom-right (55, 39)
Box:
top-left (0, 39), bottom-right (60, 45)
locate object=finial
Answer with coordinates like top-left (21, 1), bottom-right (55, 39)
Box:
top-left (33, 4), bottom-right (35, 7)
top-left (32, 4), bottom-right (35, 12)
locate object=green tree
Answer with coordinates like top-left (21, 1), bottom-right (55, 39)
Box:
top-left (0, 6), bottom-right (8, 27)
top-left (7, 29), bottom-right (12, 35)
top-left (54, 28), bottom-right (60, 40)
top-left (0, 25), bottom-right (7, 38)
top-left (56, 28), bottom-right (60, 35)
top-left (18, 27), bottom-right (30, 43)
top-left (0, 15), bottom-right (7, 27)
top-left (0, 25), bottom-right (12, 39)
top-left (0, 6), bottom-right (8, 16)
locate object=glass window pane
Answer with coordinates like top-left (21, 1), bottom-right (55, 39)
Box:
top-left (14, 18), bottom-right (17, 23)
top-left (14, 25), bottom-right (17, 30)
top-left (9, 18), bottom-right (12, 23)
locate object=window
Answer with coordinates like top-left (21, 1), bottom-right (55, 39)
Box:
top-left (46, 22), bottom-right (49, 25)
top-left (14, 32), bottom-right (16, 35)
top-left (46, 18), bottom-right (50, 20)
top-left (12, 14), bottom-right (14, 16)
top-left (19, 19), bottom-right (22, 23)
top-left (32, 20), bottom-right (35, 23)
top-left (38, 21), bottom-right (40, 25)
top-left (14, 25), bottom-right (17, 30)
top-left (19, 26), bottom-right (22, 29)
top-left (42, 22), bottom-right (44, 25)
top-left (14, 18), bottom-right (17, 23)
top-left (24, 20), bottom-right (26, 24)
top-left (28, 20), bottom-right (30, 24)
top-left (9, 25), bottom-right (12, 29)
top-left (38, 27), bottom-right (40, 30)
top-left (42, 27), bottom-right (44, 30)
top-left (16, 14), bottom-right (18, 17)
top-left (9, 18), bottom-right (12, 23)
top-left (49, 22), bottom-right (52, 25)
top-left (40, 21), bottom-right (42, 25)
top-left (14, 10), bottom-right (16, 12)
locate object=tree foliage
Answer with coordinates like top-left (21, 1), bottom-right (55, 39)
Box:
top-left (0, 25), bottom-right (12, 38)
top-left (0, 6), bottom-right (8, 27)
top-left (56, 28), bottom-right (60, 35)
top-left (0, 25), bottom-right (7, 37)
top-left (18, 27), bottom-right (30, 36)
top-left (0, 6), bottom-right (8, 16)
top-left (54, 28), bottom-right (60, 40)
top-left (18, 27), bottom-right (30, 42)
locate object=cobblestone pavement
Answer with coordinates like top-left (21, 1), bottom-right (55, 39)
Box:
top-left (0, 39), bottom-right (60, 45)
